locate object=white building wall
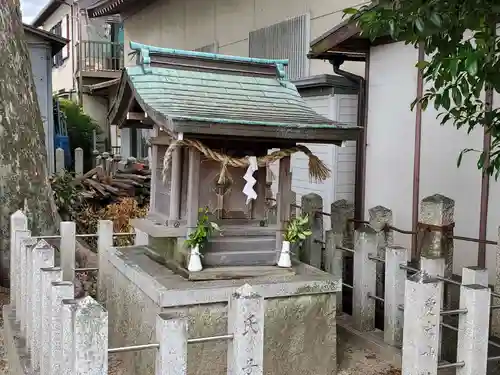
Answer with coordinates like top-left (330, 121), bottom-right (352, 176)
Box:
top-left (366, 41), bottom-right (500, 283)
top-left (122, 0), bottom-right (368, 77)
top-left (40, 5), bottom-right (75, 94)
top-left (365, 43), bottom-right (418, 248)
top-left (335, 95), bottom-right (358, 202)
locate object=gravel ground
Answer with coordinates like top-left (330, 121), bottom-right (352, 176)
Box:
top-left (337, 333), bottom-right (401, 375)
top-left (0, 289), bottom-right (400, 375)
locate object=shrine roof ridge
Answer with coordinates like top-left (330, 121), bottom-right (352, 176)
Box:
top-left (130, 41), bottom-right (290, 78)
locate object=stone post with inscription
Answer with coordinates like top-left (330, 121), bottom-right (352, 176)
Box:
top-left (227, 284), bottom-right (265, 375)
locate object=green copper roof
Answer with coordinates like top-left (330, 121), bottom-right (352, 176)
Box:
top-left (122, 65), bottom-right (348, 128)
top-left (108, 42), bottom-right (360, 142)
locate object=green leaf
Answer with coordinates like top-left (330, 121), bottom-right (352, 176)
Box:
top-left (415, 60), bottom-right (429, 69)
top-left (430, 13), bottom-right (443, 28)
top-left (452, 87), bottom-right (462, 106)
top-left (465, 55), bottom-right (478, 77)
top-left (457, 148), bottom-right (476, 167)
top-left (343, 7), bottom-right (358, 15)
top-left (415, 18), bottom-right (425, 33)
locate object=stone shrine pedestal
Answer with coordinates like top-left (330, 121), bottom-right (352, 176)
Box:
top-left (101, 246), bottom-right (340, 375)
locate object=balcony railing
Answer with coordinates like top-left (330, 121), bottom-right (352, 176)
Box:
top-left (77, 40), bottom-right (124, 73)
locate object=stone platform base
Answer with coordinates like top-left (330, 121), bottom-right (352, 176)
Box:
top-left (2, 305), bottom-right (33, 375)
top-left (101, 246), bottom-right (341, 375)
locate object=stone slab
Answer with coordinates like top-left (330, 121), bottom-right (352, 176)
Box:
top-left (107, 246), bottom-right (341, 307)
top-left (103, 246), bottom-right (341, 375)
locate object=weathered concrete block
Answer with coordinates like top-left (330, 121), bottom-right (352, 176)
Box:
top-left (20, 237), bottom-right (35, 335)
top-left (73, 297), bottom-right (108, 375)
top-left (60, 221), bottom-right (76, 282)
top-left (457, 284), bottom-right (490, 375)
top-left (10, 210), bottom-right (28, 311)
top-left (103, 247), bottom-right (339, 375)
top-left (353, 226), bottom-right (378, 331)
top-left (384, 246), bottom-right (409, 347)
top-left (301, 193), bottom-right (323, 269)
top-left (402, 272), bottom-right (441, 375)
top-left (156, 314), bottom-right (187, 375)
top-left (40, 268), bottom-right (62, 375)
top-left (14, 230), bottom-right (30, 322)
top-left (31, 240), bottom-right (55, 369)
top-left (97, 220), bottom-right (113, 304)
top-left (228, 284), bottom-right (264, 375)
top-left (50, 282), bottom-right (74, 375)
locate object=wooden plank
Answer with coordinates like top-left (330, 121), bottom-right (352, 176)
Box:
top-left (186, 148), bottom-right (201, 229)
top-left (169, 147), bottom-right (182, 221)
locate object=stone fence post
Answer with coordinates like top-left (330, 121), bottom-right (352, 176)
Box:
top-left (227, 284), bottom-right (265, 375)
top-left (402, 272), bottom-right (441, 375)
top-left (50, 281), bottom-right (74, 375)
top-left (353, 226), bottom-right (378, 331)
top-left (457, 269), bottom-right (490, 375)
top-left (369, 205), bottom-right (393, 328)
top-left (384, 245), bottom-right (409, 347)
top-left (61, 297), bottom-right (108, 375)
top-left (20, 237), bottom-right (35, 335)
top-left (31, 240), bottom-right (55, 370)
top-left (156, 314), bottom-right (188, 375)
top-left (14, 230), bottom-right (29, 321)
top-left (97, 220), bottom-right (114, 304)
top-left (418, 194), bottom-right (454, 298)
top-left (301, 193), bottom-right (323, 269)
top-left (55, 148), bottom-right (65, 175)
top-left (74, 147), bottom-right (84, 176)
top-left (60, 221), bottom-right (76, 282)
top-left (10, 210), bottom-right (27, 310)
top-left (40, 267), bottom-right (62, 375)
top-left (327, 200), bottom-right (354, 315)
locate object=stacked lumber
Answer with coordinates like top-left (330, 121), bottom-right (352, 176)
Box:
top-left (76, 160), bottom-right (151, 200)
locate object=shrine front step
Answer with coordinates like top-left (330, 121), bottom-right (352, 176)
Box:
top-left (203, 250), bottom-right (277, 267)
top-left (204, 234), bottom-right (278, 266)
top-left (207, 236), bottom-right (276, 252)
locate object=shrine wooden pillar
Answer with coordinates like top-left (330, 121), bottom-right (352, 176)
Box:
top-left (276, 155), bottom-right (292, 249)
top-left (169, 147), bottom-right (182, 223)
top-left (186, 148), bottom-right (201, 232)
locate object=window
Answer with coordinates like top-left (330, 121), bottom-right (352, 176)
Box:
top-left (50, 15), bottom-right (70, 67)
top-left (249, 14), bottom-right (310, 80)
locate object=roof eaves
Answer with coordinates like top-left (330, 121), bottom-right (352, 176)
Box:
top-left (23, 23), bottom-right (69, 55)
top-left (31, 0), bottom-right (64, 28)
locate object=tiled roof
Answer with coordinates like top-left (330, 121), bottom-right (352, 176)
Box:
top-left (108, 42), bottom-right (360, 142)
top-left (121, 65), bottom-right (344, 128)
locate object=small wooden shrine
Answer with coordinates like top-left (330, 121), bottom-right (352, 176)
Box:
top-left (108, 41), bottom-right (360, 279)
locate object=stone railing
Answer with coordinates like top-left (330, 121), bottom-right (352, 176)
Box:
top-left (4, 211), bottom-right (266, 375)
top-left (267, 191), bottom-right (500, 375)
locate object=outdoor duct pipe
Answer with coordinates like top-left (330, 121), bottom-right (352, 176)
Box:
top-left (329, 56), bottom-right (368, 224)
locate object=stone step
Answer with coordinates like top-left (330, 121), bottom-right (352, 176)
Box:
top-left (207, 236), bottom-right (276, 252)
top-left (218, 225), bottom-right (278, 237)
top-left (203, 250), bottom-right (278, 267)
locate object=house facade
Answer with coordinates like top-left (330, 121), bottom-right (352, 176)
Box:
top-left (32, 0), bottom-right (124, 152)
top-left (309, 18), bottom-right (500, 284)
top-left (86, 0), bottom-right (367, 221)
top-left (24, 24), bottom-right (68, 174)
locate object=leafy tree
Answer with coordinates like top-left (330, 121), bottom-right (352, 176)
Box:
top-left (344, 1), bottom-right (500, 177)
top-left (58, 99), bottom-right (100, 172)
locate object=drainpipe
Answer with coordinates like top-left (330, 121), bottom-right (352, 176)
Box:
top-left (411, 43), bottom-right (425, 259)
top-left (478, 86), bottom-right (493, 268)
top-left (329, 55), bottom-right (368, 223)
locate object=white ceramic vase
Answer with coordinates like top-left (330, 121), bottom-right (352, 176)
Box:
top-left (187, 244), bottom-right (203, 272)
top-left (277, 240), bottom-right (292, 268)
